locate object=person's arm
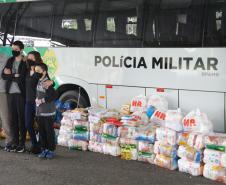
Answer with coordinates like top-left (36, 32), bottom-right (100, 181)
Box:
top-left (42, 74), bottom-right (55, 89)
top-left (13, 61), bottom-right (27, 83)
top-left (1, 59), bottom-right (14, 81)
top-left (44, 86), bottom-right (57, 102)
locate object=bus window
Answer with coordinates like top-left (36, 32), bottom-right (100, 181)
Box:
top-left (52, 1), bottom-right (95, 47)
top-left (94, 0), bottom-right (144, 47)
top-left (144, 0), bottom-right (205, 47)
top-left (13, 2), bottom-right (53, 47)
top-left (204, 0), bottom-right (226, 46)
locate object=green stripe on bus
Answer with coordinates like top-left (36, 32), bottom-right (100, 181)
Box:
top-left (0, 0), bottom-right (16, 3)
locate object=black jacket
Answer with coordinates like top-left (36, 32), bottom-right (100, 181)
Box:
top-left (1, 57), bottom-right (27, 98)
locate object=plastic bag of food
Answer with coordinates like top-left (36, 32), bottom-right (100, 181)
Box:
top-left (154, 154), bottom-right (178, 170)
top-left (120, 104), bottom-right (131, 115)
top-left (177, 132), bottom-right (190, 146)
top-left (103, 143), bottom-right (121, 156)
top-left (102, 123), bottom-right (118, 137)
top-left (150, 110), bottom-right (166, 127)
top-left (187, 133), bottom-right (205, 150)
top-left (90, 121), bottom-right (104, 134)
top-left (120, 138), bottom-right (138, 146)
top-left (138, 152), bottom-right (156, 164)
top-left (147, 94), bottom-right (168, 111)
top-left (146, 106), bottom-right (155, 119)
top-left (118, 125), bottom-right (137, 139)
top-left (61, 116), bottom-right (74, 127)
top-left (182, 109), bottom-right (213, 134)
top-left (138, 141), bottom-right (154, 154)
top-left (102, 134), bottom-right (119, 146)
top-left (204, 133), bottom-right (226, 152)
top-left (73, 126), bottom-right (89, 141)
top-left (130, 95), bottom-right (147, 113)
top-left (178, 159), bottom-right (203, 176)
top-left (154, 141), bottom-right (177, 158)
top-left (165, 109), bottom-right (183, 132)
top-left (203, 164), bottom-right (226, 183)
top-left (156, 127), bottom-right (178, 145)
top-left (203, 149), bottom-right (226, 168)
top-left (88, 141), bottom-right (103, 153)
top-left (57, 135), bottom-right (71, 147)
top-left (177, 145), bottom-right (202, 163)
top-left (68, 139), bottom-right (88, 151)
top-left (120, 144), bottom-right (138, 160)
top-left (89, 132), bottom-right (102, 143)
top-left (131, 111), bottom-right (149, 123)
top-left (135, 125), bottom-right (156, 143)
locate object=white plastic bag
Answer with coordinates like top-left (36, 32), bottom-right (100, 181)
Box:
top-left (203, 164), bottom-right (226, 183)
top-left (156, 127), bottom-right (178, 146)
top-left (178, 159), bottom-right (203, 176)
top-left (165, 109), bottom-right (183, 132)
top-left (130, 95), bottom-right (147, 112)
top-left (204, 149), bottom-right (226, 168)
top-left (150, 110), bottom-right (166, 127)
top-left (147, 94), bottom-right (168, 111)
top-left (182, 109), bottom-right (213, 134)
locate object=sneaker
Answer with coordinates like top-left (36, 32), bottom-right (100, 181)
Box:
top-left (16, 146), bottom-right (25, 153)
top-left (4, 145), bottom-right (13, 152)
top-left (9, 145), bottom-right (17, 152)
top-left (38, 150), bottom-right (47, 158)
top-left (45, 150), bottom-right (55, 159)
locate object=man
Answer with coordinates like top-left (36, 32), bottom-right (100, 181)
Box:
top-left (0, 52), bottom-right (12, 149)
top-left (2, 41), bottom-right (27, 152)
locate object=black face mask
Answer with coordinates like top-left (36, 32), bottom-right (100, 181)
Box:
top-left (27, 59), bottom-right (36, 67)
top-left (34, 72), bottom-right (43, 79)
top-left (12, 50), bottom-right (21, 57)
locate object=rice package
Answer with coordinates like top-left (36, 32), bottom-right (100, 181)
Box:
top-left (203, 164), bottom-right (226, 183)
top-left (156, 127), bottom-right (178, 146)
top-left (203, 149), bottom-right (226, 168)
top-left (154, 141), bottom-right (177, 158)
top-left (135, 125), bottom-right (157, 144)
top-left (178, 159), bottom-right (204, 176)
top-left (187, 133), bottom-right (205, 150)
top-left (204, 133), bottom-right (226, 152)
top-left (177, 145), bottom-right (202, 163)
top-left (103, 143), bottom-right (121, 156)
top-left (120, 144), bottom-right (138, 160)
top-left (154, 154), bottom-right (178, 170)
top-left (88, 141), bottom-right (103, 153)
top-left (68, 139), bottom-right (88, 151)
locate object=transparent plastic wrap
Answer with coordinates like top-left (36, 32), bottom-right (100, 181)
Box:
top-left (150, 110), bottom-right (166, 127)
top-left (178, 159), bottom-right (203, 176)
top-left (177, 145), bottom-right (202, 163)
top-left (154, 141), bottom-right (177, 158)
top-left (73, 130), bottom-right (89, 141)
top-left (102, 134), bottom-right (119, 146)
top-left (57, 134), bottom-right (72, 147)
top-left (103, 143), bottom-right (121, 156)
top-left (177, 132), bottom-right (190, 146)
top-left (204, 133), bottom-right (226, 152)
top-left (138, 152), bottom-right (156, 164)
top-left (130, 95), bottom-right (147, 113)
top-left (135, 125), bottom-right (156, 144)
top-left (203, 164), bottom-right (226, 183)
top-left (119, 138), bottom-right (138, 146)
top-left (147, 94), bottom-right (168, 111)
top-left (102, 123), bottom-right (118, 138)
top-left (61, 116), bottom-right (74, 127)
top-left (89, 132), bottom-right (102, 143)
top-left (88, 141), bottom-right (103, 153)
top-left (120, 144), bottom-right (138, 160)
top-left (165, 109), bottom-right (183, 132)
top-left (154, 154), bottom-right (178, 170)
top-left (204, 149), bottom-right (226, 168)
top-left (156, 127), bottom-right (178, 145)
top-left (68, 139), bottom-right (88, 151)
top-left (138, 141), bottom-right (154, 154)
top-left (89, 121), bottom-right (104, 134)
top-left (118, 125), bottom-right (137, 139)
top-left (187, 133), bottom-right (205, 150)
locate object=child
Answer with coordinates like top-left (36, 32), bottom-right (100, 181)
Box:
top-left (35, 63), bottom-right (57, 159)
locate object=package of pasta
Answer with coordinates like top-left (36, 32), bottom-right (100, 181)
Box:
top-left (177, 145), bottom-right (203, 163)
top-left (178, 159), bottom-right (204, 176)
top-left (120, 144), bottom-right (138, 160)
top-left (177, 132), bottom-right (190, 146)
top-left (154, 141), bottom-right (177, 158)
top-left (154, 154), bottom-right (178, 170)
top-left (138, 152), bottom-right (156, 164)
top-left (138, 141), bottom-right (154, 154)
top-left (118, 125), bottom-right (137, 139)
top-left (135, 125), bottom-right (156, 144)
top-left (156, 127), bottom-right (178, 146)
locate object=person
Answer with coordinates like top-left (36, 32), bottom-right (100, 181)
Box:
top-left (1, 40), bottom-right (27, 152)
top-left (0, 53), bottom-right (12, 149)
top-left (35, 63), bottom-right (57, 159)
top-left (25, 51), bottom-right (54, 154)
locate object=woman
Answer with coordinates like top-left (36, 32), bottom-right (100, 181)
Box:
top-left (25, 51), bottom-right (54, 154)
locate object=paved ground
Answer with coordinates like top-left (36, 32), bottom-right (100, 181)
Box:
top-left (0, 142), bottom-right (223, 185)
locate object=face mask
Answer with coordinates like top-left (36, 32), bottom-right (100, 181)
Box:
top-left (34, 72), bottom-right (43, 79)
top-left (12, 50), bottom-right (21, 57)
top-left (27, 60), bottom-right (36, 67)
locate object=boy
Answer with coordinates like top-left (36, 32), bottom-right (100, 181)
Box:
top-left (35, 63), bottom-right (57, 159)
top-left (2, 40), bottom-right (27, 152)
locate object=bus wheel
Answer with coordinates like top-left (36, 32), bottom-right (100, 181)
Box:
top-left (59, 90), bottom-right (89, 109)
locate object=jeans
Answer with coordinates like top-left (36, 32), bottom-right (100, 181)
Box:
top-left (25, 102), bottom-right (38, 146)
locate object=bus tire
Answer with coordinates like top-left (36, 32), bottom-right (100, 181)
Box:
top-left (59, 90), bottom-right (89, 109)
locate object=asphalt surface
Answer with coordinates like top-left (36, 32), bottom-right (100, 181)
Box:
top-left (0, 141), bottom-right (223, 185)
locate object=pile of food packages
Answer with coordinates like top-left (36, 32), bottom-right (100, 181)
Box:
top-left (57, 94), bottom-right (226, 184)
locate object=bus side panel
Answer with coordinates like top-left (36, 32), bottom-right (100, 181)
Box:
top-left (146, 88), bottom-right (179, 109)
top-left (97, 85), bottom-right (107, 109)
top-left (106, 86), bottom-right (145, 110)
top-left (88, 84), bottom-right (98, 107)
top-left (179, 90), bottom-right (225, 132)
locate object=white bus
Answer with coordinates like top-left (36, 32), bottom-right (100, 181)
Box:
top-left (0, 0), bottom-right (226, 132)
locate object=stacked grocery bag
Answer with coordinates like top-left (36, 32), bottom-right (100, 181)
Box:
top-left (88, 108), bottom-right (107, 153)
top-left (67, 109), bottom-right (89, 151)
top-left (102, 110), bottom-right (121, 156)
top-left (177, 109), bottom-right (213, 176)
top-left (203, 133), bottom-right (226, 183)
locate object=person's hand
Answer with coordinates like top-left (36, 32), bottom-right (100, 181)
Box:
top-left (36, 98), bottom-right (45, 106)
top-left (4, 68), bottom-right (11, 75)
top-left (43, 80), bottom-right (53, 89)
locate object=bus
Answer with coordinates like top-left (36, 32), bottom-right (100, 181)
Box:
top-left (0, 0), bottom-right (226, 132)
